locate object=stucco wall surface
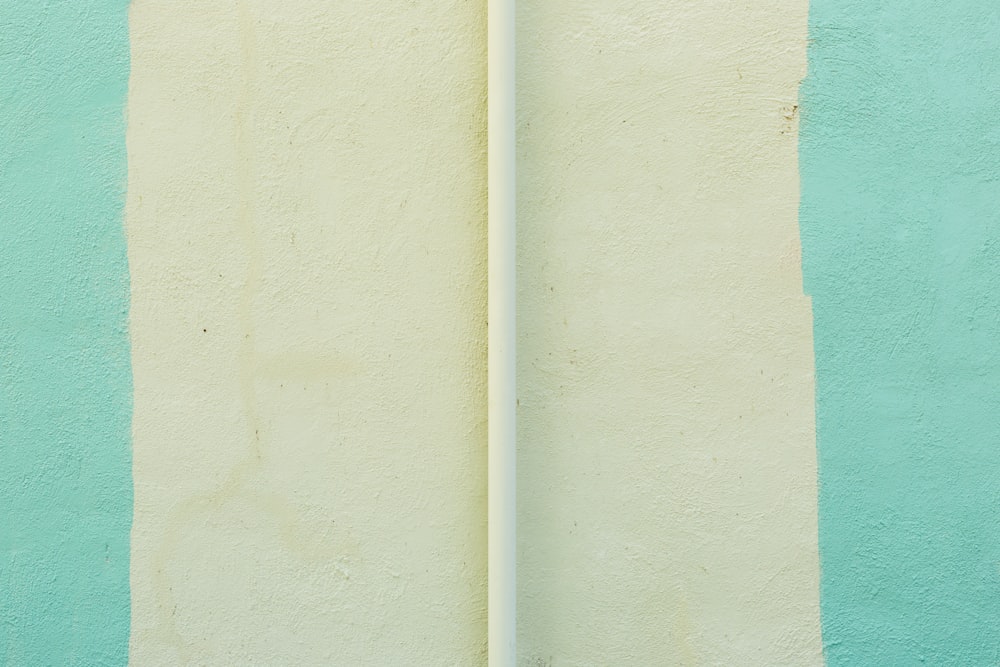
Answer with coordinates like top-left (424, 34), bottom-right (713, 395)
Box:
top-left (10, 1), bottom-right (1000, 665)
top-left (516, 2), bottom-right (822, 664)
top-left (801, 1), bottom-right (1000, 663)
top-left (126, 2), bottom-right (487, 663)
top-left (0, 2), bottom-right (132, 664)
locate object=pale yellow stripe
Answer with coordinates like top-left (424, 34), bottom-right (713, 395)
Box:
top-left (516, 2), bottom-right (821, 664)
top-left (127, 2), bottom-right (486, 663)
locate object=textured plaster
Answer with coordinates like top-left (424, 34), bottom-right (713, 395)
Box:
top-left (13, 1), bottom-right (998, 664)
top-left (516, 2), bottom-right (822, 664)
top-left (126, 2), bottom-right (487, 663)
top-left (0, 1), bottom-right (132, 664)
top-left (801, 1), bottom-right (1000, 663)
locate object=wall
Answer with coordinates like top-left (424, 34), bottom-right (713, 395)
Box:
top-left (126, 1), bottom-right (487, 664)
top-left (2, 1), bottom-right (1000, 666)
top-left (802, 1), bottom-right (1000, 663)
top-left (1, 2), bottom-right (132, 664)
top-left (517, 1), bottom-right (821, 664)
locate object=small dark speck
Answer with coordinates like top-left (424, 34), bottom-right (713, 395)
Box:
top-left (202, 329), bottom-right (207, 333)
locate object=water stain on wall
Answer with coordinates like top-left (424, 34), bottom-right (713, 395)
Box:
top-left (127, 1), bottom-right (488, 663)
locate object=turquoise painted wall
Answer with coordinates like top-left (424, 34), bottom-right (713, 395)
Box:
top-left (801, 1), bottom-right (1000, 663)
top-left (0, 1), bottom-right (132, 664)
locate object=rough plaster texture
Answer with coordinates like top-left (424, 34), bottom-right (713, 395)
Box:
top-left (126, 2), bottom-right (487, 663)
top-left (0, 2), bottom-right (132, 664)
top-left (801, 1), bottom-right (1000, 663)
top-left (516, 2), bottom-right (822, 664)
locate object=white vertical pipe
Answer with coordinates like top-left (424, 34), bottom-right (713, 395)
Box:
top-left (487, 0), bottom-right (516, 664)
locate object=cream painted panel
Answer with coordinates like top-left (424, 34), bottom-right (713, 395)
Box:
top-left (127, 2), bottom-right (486, 663)
top-left (517, 3), bottom-right (822, 664)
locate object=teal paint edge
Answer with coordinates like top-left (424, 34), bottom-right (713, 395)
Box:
top-left (799, 1), bottom-right (1000, 664)
top-left (0, 1), bottom-right (133, 664)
